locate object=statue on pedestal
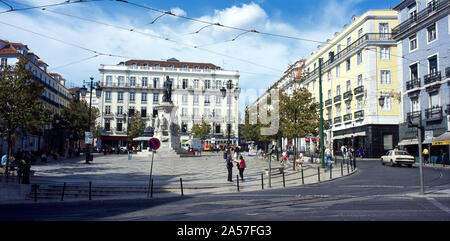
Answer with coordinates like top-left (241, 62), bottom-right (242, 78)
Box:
top-left (162, 76), bottom-right (172, 103)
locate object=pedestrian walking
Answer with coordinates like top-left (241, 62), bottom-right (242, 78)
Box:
top-left (22, 152), bottom-right (31, 184)
top-left (237, 155), bottom-right (246, 181)
top-left (226, 151), bottom-right (233, 182)
top-left (423, 148), bottom-right (429, 164)
top-left (325, 146), bottom-right (332, 168)
top-left (295, 151), bottom-right (303, 169)
top-left (341, 145), bottom-right (346, 159)
top-left (282, 149), bottom-right (288, 166)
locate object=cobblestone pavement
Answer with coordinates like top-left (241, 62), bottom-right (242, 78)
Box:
top-left (26, 150), bottom-right (356, 198)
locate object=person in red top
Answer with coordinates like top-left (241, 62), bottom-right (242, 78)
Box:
top-left (237, 155), bottom-right (246, 181)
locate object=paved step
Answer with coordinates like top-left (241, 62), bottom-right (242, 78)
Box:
top-left (26, 184), bottom-right (174, 200)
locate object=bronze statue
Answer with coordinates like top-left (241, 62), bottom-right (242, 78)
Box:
top-left (163, 76), bottom-right (172, 103)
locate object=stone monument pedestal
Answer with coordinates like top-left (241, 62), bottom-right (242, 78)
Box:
top-left (154, 102), bottom-right (181, 156)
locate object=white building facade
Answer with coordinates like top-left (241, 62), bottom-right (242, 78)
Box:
top-left (98, 58), bottom-right (240, 148)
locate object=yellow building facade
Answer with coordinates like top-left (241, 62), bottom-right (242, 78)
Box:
top-left (300, 10), bottom-right (401, 158)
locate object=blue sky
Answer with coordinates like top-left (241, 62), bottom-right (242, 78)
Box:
top-left (0, 0), bottom-right (401, 117)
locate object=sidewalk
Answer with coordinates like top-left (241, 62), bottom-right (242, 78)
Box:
top-left (0, 151), bottom-right (357, 203)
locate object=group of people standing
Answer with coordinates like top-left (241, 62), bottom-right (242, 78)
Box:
top-left (224, 146), bottom-right (246, 182)
top-left (1, 150), bottom-right (33, 184)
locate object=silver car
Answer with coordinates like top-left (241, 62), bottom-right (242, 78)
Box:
top-left (381, 150), bottom-right (415, 167)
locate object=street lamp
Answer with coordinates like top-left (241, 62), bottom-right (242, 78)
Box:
top-left (220, 81), bottom-right (240, 149)
top-left (79, 77), bottom-right (102, 164)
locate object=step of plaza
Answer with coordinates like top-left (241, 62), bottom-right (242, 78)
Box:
top-left (1, 152), bottom-right (357, 202)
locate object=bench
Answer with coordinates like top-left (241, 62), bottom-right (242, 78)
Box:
top-left (264, 167), bottom-right (284, 176)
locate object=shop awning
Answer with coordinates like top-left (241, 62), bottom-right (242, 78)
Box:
top-left (398, 139), bottom-right (419, 146)
top-left (432, 132), bottom-right (450, 145)
top-left (332, 131), bottom-right (366, 140)
top-left (133, 136), bottom-right (153, 141)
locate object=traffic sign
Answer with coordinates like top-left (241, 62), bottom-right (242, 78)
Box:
top-left (149, 137), bottom-right (161, 150)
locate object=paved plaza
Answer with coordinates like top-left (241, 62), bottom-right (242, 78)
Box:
top-left (17, 150), bottom-right (355, 200)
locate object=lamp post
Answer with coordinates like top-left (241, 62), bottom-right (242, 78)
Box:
top-left (79, 77), bottom-right (102, 164)
top-left (220, 81), bottom-right (240, 149)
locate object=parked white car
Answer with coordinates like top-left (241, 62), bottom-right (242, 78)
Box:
top-left (381, 150), bottom-right (415, 167)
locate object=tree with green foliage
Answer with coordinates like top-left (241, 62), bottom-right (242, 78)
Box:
top-left (128, 111), bottom-right (146, 141)
top-left (0, 56), bottom-right (52, 174)
top-left (279, 86), bottom-right (319, 170)
top-left (192, 117), bottom-right (211, 140)
top-left (60, 98), bottom-right (99, 148)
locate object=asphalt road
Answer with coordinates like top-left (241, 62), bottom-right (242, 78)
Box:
top-left (1, 159), bottom-right (449, 221)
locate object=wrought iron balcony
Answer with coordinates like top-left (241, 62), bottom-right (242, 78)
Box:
top-left (425, 106), bottom-right (443, 120)
top-left (334, 116), bottom-right (342, 124)
top-left (407, 110), bottom-right (421, 121)
top-left (424, 71), bottom-right (441, 85)
top-left (304, 33), bottom-right (395, 80)
top-left (354, 110), bottom-right (364, 119)
top-left (406, 78), bottom-right (421, 90)
top-left (343, 90), bottom-right (353, 101)
top-left (392, 0), bottom-right (449, 38)
top-left (325, 99), bottom-right (332, 106)
top-left (334, 95), bottom-right (341, 103)
top-left (354, 86), bottom-right (364, 96)
top-left (344, 113), bottom-right (352, 122)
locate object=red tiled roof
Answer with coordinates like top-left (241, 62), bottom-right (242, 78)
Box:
top-left (124, 59), bottom-right (218, 69)
top-left (0, 44), bottom-right (18, 55)
top-left (37, 60), bottom-right (48, 66)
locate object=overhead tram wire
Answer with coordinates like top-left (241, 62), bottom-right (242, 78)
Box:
top-left (115, 0), bottom-right (328, 45)
top-left (16, 5), bottom-right (284, 73)
top-left (114, 0), bottom-right (420, 64)
top-left (0, 20), bottom-right (136, 60)
top-left (3, 0), bottom-right (422, 74)
top-left (0, 0), bottom-right (111, 14)
top-left (0, 0), bottom-right (13, 11)
top-left (49, 54), bottom-right (100, 71)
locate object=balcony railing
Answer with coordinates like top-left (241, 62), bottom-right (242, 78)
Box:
top-left (392, 0), bottom-right (449, 38)
top-left (334, 116), bottom-right (342, 124)
top-left (425, 106), bottom-right (443, 120)
top-left (406, 78), bottom-right (421, 90)
top-left (325, 99), bottom-right (332, 106)
top-left (354, 110), bottom-right (364, 119)
top-left (304, 33), bottom-right (395, 80)
top-left (343, 90), bottom-right (353, 101)
top-left (354, 86), bottom-right (364, 96)
top-left (344, 113), bottom-right (352, 122)
top-left (424, 71), bottom-right (441, 85)
top-left (407, 110), bottom-right (422, 121)
top-left (326, 119), bottom-right (333, 126)
top-left (334, 95), bottom-right (341, 103)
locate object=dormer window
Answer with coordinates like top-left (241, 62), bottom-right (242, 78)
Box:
top-left (168, 64), bottom-right (174, 69)
top-left (182, 64), bottom-right (188, 70)
top-left (155, 64), bottom-right (160, 68)
top-left (194, 66), bottom-right (199, 69)
top-left (205, 66), bottom-right (210, 70)
top-left (143, 63), bottom-right (148, 67)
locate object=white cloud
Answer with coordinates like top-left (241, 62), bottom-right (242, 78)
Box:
top-left (170, 7), bottom-right (186, 17)
top-left (0, 0), bottom-right (359, 116)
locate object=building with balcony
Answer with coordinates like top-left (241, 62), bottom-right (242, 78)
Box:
top-left (246, 59), bottom-right (306, 151)
top-left (97, 58), bottom-right (240, 148)
top-left (393, 0), bottom-right (450, 161)
top-left (0, 39), bottom-right (72, 154)
top-left (299, 10), bottom-right (401, 158)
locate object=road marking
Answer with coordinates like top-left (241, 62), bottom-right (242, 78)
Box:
top-left (427, 197), bottom-right (450, 215)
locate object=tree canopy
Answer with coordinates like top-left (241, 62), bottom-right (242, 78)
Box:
top-left (128, 111), bottom-right (146, 141)
top-left (192, 117), bottom-right (211, 140)
top-left (0, 56), bottom-right (52, 169)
